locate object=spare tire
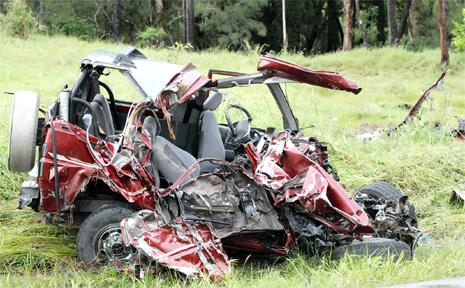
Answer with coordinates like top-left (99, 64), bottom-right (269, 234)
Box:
top-left (331, 237), bottom-right (411, 261)
top-left (8, 91), bottom-right (40, 172)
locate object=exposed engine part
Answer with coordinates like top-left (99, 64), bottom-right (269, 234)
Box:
top-left (355, 193), bottom-right (419, 249)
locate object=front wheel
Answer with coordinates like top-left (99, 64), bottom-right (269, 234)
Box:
top-left (357, 181), bottom-right (417, 223)
top-left (76, 206), bottom-right (136, 264)
top-left (355, 181), bottom-right (419, 247)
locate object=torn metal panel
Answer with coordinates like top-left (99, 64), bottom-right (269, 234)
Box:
top-left (257, 54), bottom-right (361, 94)
top-left (252, 132), bottom-right (373, 235)
top-left (122, 215), bottom-right (229, 279)
top-left (157, 63), bottom-right (211, 108)
top-left (38, 120), bottom-right (156, 212)
top-left (18, 180), bottom-right (39, 210)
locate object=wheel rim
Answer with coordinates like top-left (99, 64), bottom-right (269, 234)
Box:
top-left (96, 223), bottom-right (133, 262)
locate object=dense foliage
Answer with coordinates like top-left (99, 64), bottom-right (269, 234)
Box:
top-left (0, 0), bottom-right (463, 53)
top-left (452, 9), bottom-right (465, 51)
top-left (1, 0), bottom-right (35, 38)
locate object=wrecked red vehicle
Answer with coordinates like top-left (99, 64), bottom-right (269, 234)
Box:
top-left (8, 48), bottom-right (418, 278)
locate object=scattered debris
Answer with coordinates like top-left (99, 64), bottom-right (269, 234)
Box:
top-left (397, 103), bottom-right (412, 110)
top-left (389, 72), bottom-right (446, 135)
top-left (357, 72), bottom-right (448, 141)
top-left (357, 130), bottom-right (381, 142)
top-left (416, 235), bottom-right (431, 245)
top-left (356, 123), bottom-right (382, 142)
top-left (452, 118), bottom-right (465, 140)
top-left (450, 189), bottom-right (465, 206)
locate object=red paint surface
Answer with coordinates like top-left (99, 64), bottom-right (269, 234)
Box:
top-left (257, 55), bottom-right (361, 94)
top-left (38, 120), bottom-right (155, 212)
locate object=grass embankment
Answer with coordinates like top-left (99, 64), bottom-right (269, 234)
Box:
top-left (0, 33), bottom-right (464, 287)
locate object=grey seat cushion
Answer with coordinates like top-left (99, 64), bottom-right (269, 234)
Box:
top-left (197, 92), bottom-right (226, 168)
top-left (153, 135), bottom-right (200, 185)
top-left (197, 111), bottom-right (226, 161)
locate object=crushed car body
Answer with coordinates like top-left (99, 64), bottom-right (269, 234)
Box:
top-left (8, 47), bottom-right (419, 279)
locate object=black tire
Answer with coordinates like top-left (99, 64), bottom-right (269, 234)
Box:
top-left (359, 181), bottom-right (403, 201)
top-left (358, 181), bottom-right (417, 222)
top-left (331, 237), bottom-right (411, 261)
top-left (76, 206), bottom-right (136, 264)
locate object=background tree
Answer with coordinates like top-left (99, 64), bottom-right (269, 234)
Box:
top-left (342, 0), bottom-right (354, 50)
top-left (439, 0), bottom-right (449, 66)
top-left (397, 0), bottom-right (412, 41)
top-left (37, 0), bottom-right (44, 29)
top-left (111, 0), bottom-right (120, 42)
top-left (387, 0), bottom-right (398, 45)
top-left (282, 0), bottom-right (288, 51)
top-left (154, 0), bottom-right (163, 25)
top-left (408, 0), bottom-right (418, 40)
top-left (452, 9), bottom-right (465, 51)
top-left (183, 0), bottom-right (194, 45)
top-left (355, 0), bottom-right (367, 46)
top-left (376, 0), bottom-right (386, 45)
top-left (3, 0), bottom-right (35, 38)
top-left (1, 0), bottom-right (464, 55)
top-left (325, 0), bottom-right (343, 52)
top-left (196, 0), bottom-right (267, 49)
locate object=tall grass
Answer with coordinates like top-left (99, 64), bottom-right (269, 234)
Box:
top-left (0, 32), bottom-right (464, 287)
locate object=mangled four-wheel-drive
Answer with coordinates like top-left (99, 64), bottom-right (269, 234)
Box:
top-left (8, 47), bottom-right (419, 279)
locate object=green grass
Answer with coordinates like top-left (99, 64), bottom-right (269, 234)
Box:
top-left (0, 32), bottom-right (465, 287)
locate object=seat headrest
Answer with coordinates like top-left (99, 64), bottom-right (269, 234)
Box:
top-left (142, 116), bottom-right (159, 138)
top-left (203, 92), bottom-right (223, 110)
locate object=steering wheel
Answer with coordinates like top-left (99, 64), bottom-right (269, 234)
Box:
top-left (224, 104), bottom-right (253, 143)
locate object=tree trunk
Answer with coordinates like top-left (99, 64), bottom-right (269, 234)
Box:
top-left (282, 0), bottom-right (288, 51)
top-left (342, 0), bottom-right (354, 50)
top-left (307, 0), bottom-right (325, 51)
top-left (355, 0), bottom-right (368, 46)
top-left (407, 0), bottom-right (418, 40)
top-left (154, 0), bottom-right (163, 25)
top-left (38, 0), bottom-right (44, 28)
top-left (439, 0), bottom-right (449, 67)
top-left (376, 0), bottom-right (386, 44)
top-left (111, 0), bottom-right (120, 42)
top-left (387, 0), bottom-right (398, 45)
top-left (183, 0), bottom-right (194, 45)
top-left (95, 0), bottom-right (110, 37)
top-left (397, 0), bottom-right (411, 40)
top-left (326, 0), bottom-right (342, 51)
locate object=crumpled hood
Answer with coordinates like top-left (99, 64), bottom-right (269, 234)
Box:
top-left (249, 131), bottom-right (373, 235)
